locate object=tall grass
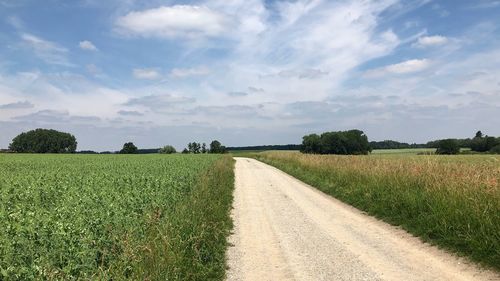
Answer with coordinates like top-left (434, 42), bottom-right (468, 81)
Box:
top-left (250, 151), bottom-right (500, 270)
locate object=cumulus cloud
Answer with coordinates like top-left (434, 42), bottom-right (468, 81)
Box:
top-left (79, 40), bottom-right (98, 51)
top-left (364, 59), bottom-right (432, 78)
top-left (118, 110), bottom-right (144, 116)
top-left (133, 68), bottom-right (162, 80)
top-left (21, 33), bottom-right (72, 66)
top-left (13, 110), bottom-right (100, 124)
top-left (248, 86), bottom-right (265, 93)
top-left (413, 35), bottom-right (448, 47)
top-left (124, 94), bottom-right (195, 111)
top-left (115, 5), bottom-right (227, 39)
top-left (227, 91), bottom-right (248, 97)
top-left (0, 100), bottom-right (34, 109)
top-left (170, 66), bottom-right (210, 78)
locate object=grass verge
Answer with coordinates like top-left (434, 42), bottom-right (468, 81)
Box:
top-left (246, 151), bottom-right (499, 271)
top-left (110, 155), bottom-right (235, 280)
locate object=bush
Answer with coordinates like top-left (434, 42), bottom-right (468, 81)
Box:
top-left (435, 139), bottom-right (460, 155)
top-left (301, 129), bottom-right (371, 155)
top-left (120, 142), bottom-right (138, 154)
top-left (159, 145), bottom-right (176, 154)
top-left (9, 128), bottom-right (77, 153)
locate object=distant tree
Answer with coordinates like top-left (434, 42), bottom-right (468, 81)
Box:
top-left (301, 130), bottom-right (370, 155)
top-left (187, 142), bottom-right (201, 153)
top-left (201, 143), bottom-right (207, 154)
top-left (435, 139), bottom-right (460, 155)
top-left (159, 145), bottom-right (176, 154)
top-left (301, 134), bottom-right (321, 153)
top-left (9, 128), bottom-right (77, 153)
top-left (470, 131), bottom-right (499, 152)
top-left (120, 142), bottom-right (138, 154)
top-left (209, 140), bottom-right (227, 154)
top-left (490, 144), bottom-right (500, 154)
top-left (182, 148), bottom-right (189, 154)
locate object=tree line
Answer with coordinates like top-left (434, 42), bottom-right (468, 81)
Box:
top-left (301, 129), bottom-right (372, 155)
top-left (227, 144), bottom-right (302, 151)
top-left (5, 128), bottom-right (228, 154)
top-left (434, 131), bottom-right (500, 155)
top-left (4, 128), bottom-right (499, 155)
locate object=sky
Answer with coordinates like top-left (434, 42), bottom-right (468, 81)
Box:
top-left (0, 0), bottom-right (499, 151)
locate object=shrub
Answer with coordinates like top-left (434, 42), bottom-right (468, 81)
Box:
top-left (159, 145), bottom-right (176, 154)
top-left (435, 139), bottom-right (460, 155)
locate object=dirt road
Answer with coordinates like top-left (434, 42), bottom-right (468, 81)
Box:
top-left (226, 157), bottom-right (499, 281)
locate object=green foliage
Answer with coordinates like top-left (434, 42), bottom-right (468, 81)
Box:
top-left (209, 140), bottom-right (227, 154)
top-left (435, 139), bottom-right (460, 155)
top-left (188, 142), bottom-right (201, 154)
top-left (471, 136), bottom-right (499, 152)
top-left (490, 144), bottom-right (500, 154)
top-left (120, 142), bottom-right (138, 154)
top-left (300, 134), bottom-right (321, 153)
top-left (159, 145), bottom-right (176, 154)
top-left (301, 129), bottom-right (371, 155)
top-left (9, 128), bottom-right (77, 153)
top-left (0, 154), bottom-right (234, 280)
top-left (370, 140), bottom-right (425, 149)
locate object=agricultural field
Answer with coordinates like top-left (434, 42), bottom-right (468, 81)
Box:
top-left (248, 151), bottom-right (500, 270)
top-left (370, 148), bottom-right (435, 154)
top-left (0, 154), bottom-right (234, 280)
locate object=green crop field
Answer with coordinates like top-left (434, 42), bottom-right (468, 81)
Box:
top-left (0, 154), bottom-right (234, 280)
top-left (248, 151), bottom-right (500, 270)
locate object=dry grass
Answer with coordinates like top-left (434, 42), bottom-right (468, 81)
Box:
top-left (250, 151), bottom-right (500, 270)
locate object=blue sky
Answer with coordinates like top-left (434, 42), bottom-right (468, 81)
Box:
top-left (0, 0), bottom-right (499, 151)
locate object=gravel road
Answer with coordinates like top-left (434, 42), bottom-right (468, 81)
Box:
top-left (226, 157), bottom-right (499, 281)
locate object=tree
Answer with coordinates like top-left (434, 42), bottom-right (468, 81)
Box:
top-left (187, 142), bottom-right (201, 153)
top-left (159, 145), bottom-right (176, 154)
top-left (490, 144), bottom-right (500, 154)
top-left (470, 131), bottom-right (499, 152)
top-left (182, 148), bottom-right (189, 154)
top-left (120, 142), bottom-right (138, 154)
top-left (201, 143), bottom-right (207, 154)
top-left (435, 139), bottom-right (460, 155)
top-left (9, 128), bottom-right (77, 153)
top-left (301, 130), bottom-right (371, 155)
top-left (209, 140), bottom-right (226, 154)
top-left (301, 134), bottom-right (321, 153)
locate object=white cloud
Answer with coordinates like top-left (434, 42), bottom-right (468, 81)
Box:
top-left (365, 59), bottom-right (432, 78)
top-left (413, 35), bottom-right (448, 47)
top-left (170, 66), bottom-right (210, 78)
top-left (20, 33), bottom-right (72, 66)
top-left (133, 68), bottom-right (161, 80)
top-left (6, 16), bottom-right (23, 29)
top-left (115, 5), bottom-right (227, 39)
top-left (79, 40), bottom-right (98, 51)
